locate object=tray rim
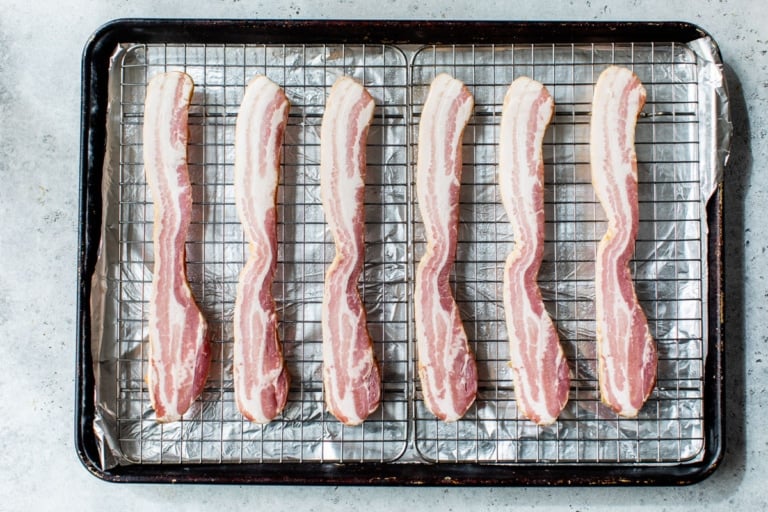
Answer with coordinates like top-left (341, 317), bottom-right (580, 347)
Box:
top-left (76, 18), bottom-right (725, 486)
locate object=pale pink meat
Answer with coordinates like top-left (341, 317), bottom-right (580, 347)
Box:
top-left (320, 76), bottom-right (381, 426)
top-left (591, 66), bottom-right (657, 417)
top-left (144, 71), bottom-right (211, 423)
top-left (414, 73), bottom-right (478, 422)
top-left (499, 77), bottom-right (570, 425)
top-left (233, 75), bottom-right (290, 423)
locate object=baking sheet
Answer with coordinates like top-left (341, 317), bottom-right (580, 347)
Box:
top-left (86, 33), bottom-right (729, 473)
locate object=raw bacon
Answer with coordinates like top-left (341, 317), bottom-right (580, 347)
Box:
top-left (414, 73), bottom-right (478, 422)
top-left (498, 77), bottom-right (570, 425)
top-left (143, 71), bottom-right (211, 423)
top-left (590, 66), bottom-right (657, 417)
top-left (319, 76), bottom-right (381, 425)
top-left (233, 75), bottom-right (290, 423)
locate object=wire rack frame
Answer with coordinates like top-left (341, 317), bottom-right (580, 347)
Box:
top-left (100, 40), bottom-right (709, 468)
top-left (409, 42), bottom-right (705, 464)
top-left (111, 43), bottom-right (411, 464)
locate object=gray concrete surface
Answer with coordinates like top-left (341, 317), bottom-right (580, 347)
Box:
top-left (0, 0), bottom-right (764, 510)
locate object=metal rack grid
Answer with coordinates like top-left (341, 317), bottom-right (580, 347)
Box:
top-left (410, 43), bottom-right (705, 464)
top-left (110, 43), bottom-right (410, 464)
top-left (100, 39), bottom-right (708, 468)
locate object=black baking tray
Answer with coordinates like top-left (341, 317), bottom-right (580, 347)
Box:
top-left (76, 19), bottom-right (725, 485)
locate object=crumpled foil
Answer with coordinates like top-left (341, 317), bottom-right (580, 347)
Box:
top-left (89, 38), bottom-right (730, 471)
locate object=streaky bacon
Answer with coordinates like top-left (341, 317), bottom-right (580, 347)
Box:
top-left (233, 75), bottom-right (290, 423)
top-left (590, 66), bottom-right (657, 417)
top-left (143, 71), bottom-right (211, 423)
top-left (319, 76), bottom-right (381, 425)
top-left (414, 73), bottom-right (478, 422)
top-left (499, 77), bottom-right (570, 425)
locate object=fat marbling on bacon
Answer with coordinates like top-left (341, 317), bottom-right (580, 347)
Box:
top-left (414, 73), bottom-right (478, 422)
top-left (590, 66), bottom-right (657, 417)
top-left (319, 76), bottom-right (381, 426)
top-left (233, 75), bottom-right (290, 423)
top-left (143, 71), bottom-right (211, 423)
top-left (498, 77), bottom-right (570, 425)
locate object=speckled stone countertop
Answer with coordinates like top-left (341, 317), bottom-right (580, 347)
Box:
top-left (0, 1), bottom-right (764, 510)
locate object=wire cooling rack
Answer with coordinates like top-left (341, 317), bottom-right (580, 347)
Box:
top-left (410, 43), bottom-right (705, 464)
top-left (99, 40), bottom-right (707, 467)
top-left (111, 43), bottom-right (410, 464)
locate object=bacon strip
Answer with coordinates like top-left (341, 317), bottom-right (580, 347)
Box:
top-left (415, 73), bottom-right (477, 422)
top-left (143, 71), bottom-right (211, 423)
top-left (591, 66), bottom-right (657, 417)
top-left (499, 77), bottom-right (570, 425)
top-left (319, 76), bottom-right (381, 425)
top-left (233, 75), bottom-right (290, 423)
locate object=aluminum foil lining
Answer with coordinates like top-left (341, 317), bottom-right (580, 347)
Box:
top-left (89, 38), bottom-right (730, 470)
